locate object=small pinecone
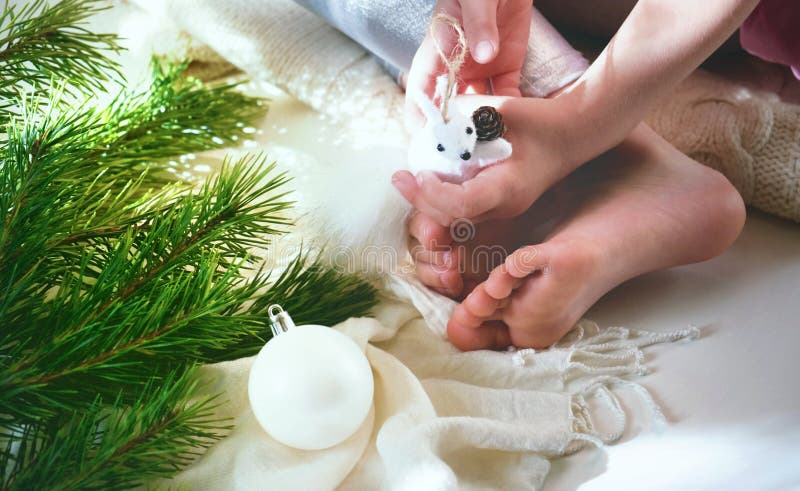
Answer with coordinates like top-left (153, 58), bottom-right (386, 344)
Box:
top-left (472, 106), bottom-right (505, 141)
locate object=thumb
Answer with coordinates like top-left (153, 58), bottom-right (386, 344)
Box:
top-left (460, 0), bottom-right (499, 64)
top-left (452, 93), bottom-right (513, 116)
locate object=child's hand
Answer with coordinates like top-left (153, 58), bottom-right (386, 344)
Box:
top-left (405, 0), bottom-right (532, 128)
top-left (395, 95), bottom-right (575, 226)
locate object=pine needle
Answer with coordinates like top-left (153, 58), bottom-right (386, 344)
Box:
top-left (0, 0), bottom-right (123, 116)
top-left (2, 370), bottom-right (231, 490)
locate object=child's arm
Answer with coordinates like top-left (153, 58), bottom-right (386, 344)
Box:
top-left (556, 0), bottom-right (760, 168)
top-left (396, 0), bottom-right (760, 225)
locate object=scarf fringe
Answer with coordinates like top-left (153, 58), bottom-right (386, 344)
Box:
top-left (512, 320), bottom-right (699, 454)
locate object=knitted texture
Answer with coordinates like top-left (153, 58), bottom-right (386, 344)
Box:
top-left (648, 69), bottom-right (800, 222)
top-left (183, 41), bottom-right (240, 81)
top-left (135, 0), bottom-right (407, 136)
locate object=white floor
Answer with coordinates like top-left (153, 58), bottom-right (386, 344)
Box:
top-left (545, 210), bottom-right (800, 490)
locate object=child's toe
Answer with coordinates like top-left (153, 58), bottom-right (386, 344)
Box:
top-left (408, 210), bottom-right (452, 249)
top-left (450, 303), bottom-right (484, 329)
top-left (463, 284), bottom-right (501, 317)
top-left (415, 263), bottom-right (463, 298)
top-left (483, 265), bottom-right (521, 299)
top-left (505, 244), bottom-right (550, 278)
top-left (447, 319), bottom-right (511, 351)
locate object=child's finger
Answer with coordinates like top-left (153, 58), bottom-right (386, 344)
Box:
top-left (453, 93), bottom-right (513, 114)
top-left (460, 0), bottom-right (499, 64)
top-left (408, 211), bottom-right (453, 249)
top-left (392, 170), bottom-right (454, 226)
top-left (416, 262), bottom-right (463, 298)
top-left (462, 78), bottom-right (491, 95)
top-left (416, 167), bottom-right (514, 221)
top-left (490, 71), bottom-right (523, 97)
top-left (409, 238), bottom-right (455, 267)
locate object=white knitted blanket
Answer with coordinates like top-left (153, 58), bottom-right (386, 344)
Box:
top-left (648, 71), bottom-right (800, 222)
top-left (117, 1), bottom-right (788, 489)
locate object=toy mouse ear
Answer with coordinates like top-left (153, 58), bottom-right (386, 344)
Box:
top-left (411, 87), bottom-right (444, 126)
top-left (434, 75), bottom-right (447, 104)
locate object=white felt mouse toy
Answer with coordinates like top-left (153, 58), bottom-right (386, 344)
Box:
top-left (408, 75), bottom-right (512, 181)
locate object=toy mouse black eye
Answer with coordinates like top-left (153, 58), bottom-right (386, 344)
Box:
top-left (436, 143), bottom-right (445, 152)
top-left (466, 127), bottom-right (473, 135)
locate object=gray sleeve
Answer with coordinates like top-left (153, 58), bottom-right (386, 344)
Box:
top-left (292, 0), bottom-right (435, 74)
top-left (293, 0), bottom-right (589, 97)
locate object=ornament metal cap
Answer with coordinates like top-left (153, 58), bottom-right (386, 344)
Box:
top-left (268, 304), bottom-right (296, 337)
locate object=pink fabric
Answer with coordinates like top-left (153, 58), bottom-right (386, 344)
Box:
top-left (740, 0), bottom-right (800, 79)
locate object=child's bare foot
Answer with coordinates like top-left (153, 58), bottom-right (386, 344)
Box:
top-left (414, 124), bottom-right (745, 350)
top-left (407, 195), bottom-right (563, 299)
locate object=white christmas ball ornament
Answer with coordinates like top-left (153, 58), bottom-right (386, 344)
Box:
top-left (248, 306), bottom-right (374, 450)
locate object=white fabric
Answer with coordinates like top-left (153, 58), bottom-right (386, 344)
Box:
top-left (160, 298), bottom-right (697, 490)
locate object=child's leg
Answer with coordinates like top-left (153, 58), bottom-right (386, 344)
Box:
top-left (704, 51), bottom-right (800, 104)
top-left (535, 0), bottom-right (742, 56)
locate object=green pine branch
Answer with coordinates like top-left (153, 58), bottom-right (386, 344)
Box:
top-left (1, 157), bottom-right (377, 428)
top-left (94, 60), bottom-right (269, 173)
top-left (2, 370), bottom-right (230, 490)
top-left (0, 61), bottom-right (272, 314)
top-left (1, 157), bottom-right (286, 423)
top-left (0, 1), bottom-right (378, 488)
top-left (210, 253), bottom-right (381, 361)
top-left (0, 0), bottom-right (123, 117)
